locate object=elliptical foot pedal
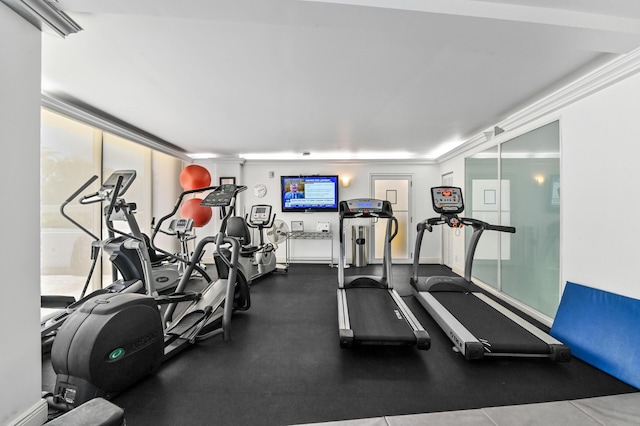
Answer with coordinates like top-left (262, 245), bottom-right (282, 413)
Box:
top-left (166, 309), bottom-right (208, 336)
top-left (47, 397), bottom-right (124, 426)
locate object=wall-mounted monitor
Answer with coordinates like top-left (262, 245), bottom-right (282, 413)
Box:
top-left (280, 175), bottom-right (339, 212)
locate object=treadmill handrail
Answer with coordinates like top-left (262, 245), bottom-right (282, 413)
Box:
top-left (388, 216), bottom-right (399, 243)
top-left (413, 214), bottom-right (516, 282)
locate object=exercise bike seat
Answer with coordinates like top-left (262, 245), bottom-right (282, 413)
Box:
top-left (227, 217), bottom-right (260, 257)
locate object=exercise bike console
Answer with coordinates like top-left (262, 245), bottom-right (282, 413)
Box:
top-left (249, 205), bottom-right (272, 226)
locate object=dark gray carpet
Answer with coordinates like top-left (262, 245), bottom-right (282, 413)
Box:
top-left (42, 264), bottom-right (636, 425)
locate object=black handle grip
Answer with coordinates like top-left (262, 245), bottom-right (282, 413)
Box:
top-left (65, 175), bottom-right (99, 203)
top-left (486, 224), bottom-right (516, 233)
top-left (105, 175), bottom-right (124, 219)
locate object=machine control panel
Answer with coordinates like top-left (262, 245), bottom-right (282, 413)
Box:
top-left (250, 205), bottom-right (272, 225)
top-left (170, 218), bottom-right (194, 234)
top-left (431, 186), bottom-right (464, 214)
top-left (340, 199), bottom-right (393, 217)
top-left (201, 184), bottom-right (246, 207)
top-left (102, 170), bottom-right (137, 196)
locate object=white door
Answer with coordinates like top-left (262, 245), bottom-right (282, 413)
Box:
top-left (371, 175), bottom-right (412, 264)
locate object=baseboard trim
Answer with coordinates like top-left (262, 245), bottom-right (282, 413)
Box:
top-left (9, 399), bottom-right (47, 426)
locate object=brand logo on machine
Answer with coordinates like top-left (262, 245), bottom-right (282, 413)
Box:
top-left (157, 276), bottom-right (169, 283)
top-left (394, 310), bottom-right (403, 320)
top-left (108, 347), bottom-right (126, 360)
top-left (130, 331), bottom-right (160, 352)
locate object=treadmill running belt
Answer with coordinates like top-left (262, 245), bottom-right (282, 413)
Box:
top-left (346, 288), bottom-right (416, 344)
top-left (432, 292), bottom-right (551, 354)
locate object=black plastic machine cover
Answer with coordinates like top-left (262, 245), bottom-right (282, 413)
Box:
top-left (51, 292), bottom-right (164, 406)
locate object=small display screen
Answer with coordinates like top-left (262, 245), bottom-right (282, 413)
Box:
top-left (431, 187), bottom-right (464, 214)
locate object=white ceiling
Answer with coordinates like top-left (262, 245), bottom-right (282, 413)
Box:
top-left (40, 0), bottom-right (640, 161)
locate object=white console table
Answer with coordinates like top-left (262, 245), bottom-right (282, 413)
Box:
top-left (286, 231), bottom-right (333, 265)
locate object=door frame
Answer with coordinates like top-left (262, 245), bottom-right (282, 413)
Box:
top-left (369, 174), bottom-right (413, 264)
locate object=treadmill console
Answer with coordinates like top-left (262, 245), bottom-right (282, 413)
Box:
top-left (340, 199), bottom-right (392, 217)
top-left (431, 187), bottom-right (464, 214)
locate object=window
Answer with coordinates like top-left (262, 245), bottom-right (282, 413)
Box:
top-left (466, 121), bottom-right (560, 318)
top-left (40, 109), bottom-right (183, 312)
top-left (41, 109), bottom-right (101, 301)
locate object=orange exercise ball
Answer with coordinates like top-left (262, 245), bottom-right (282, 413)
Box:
top-left (180, 198), bottom-right (212, 227)
top-left (180, 165), bottom-right (211, 190)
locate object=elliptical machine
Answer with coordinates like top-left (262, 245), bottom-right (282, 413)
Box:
top-left (41, 171), bottom-right (154, 352)
top-left (42, 171), bottom-right (215, 353)
top-left (47, 181), bottom-right (250, 411)
top-left (148, 184), bottom-right (221, 281)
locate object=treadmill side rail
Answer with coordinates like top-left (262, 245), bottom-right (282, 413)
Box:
top-left (473, 293), bottom-right (565, 346)
top-left (388, 289), bottom-right (431, 350)
top-left (337, 289), bottom-right (354, 348)
top-left (415, 291), bottom-right (485, 359)
top-left (474, 293), bottom-right (571, 361)
top-left (549, 344), bottom-right (572, 362)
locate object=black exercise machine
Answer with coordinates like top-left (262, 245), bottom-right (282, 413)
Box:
top-left (411, 186), bottom-right (570, 361)
top-left (47, 181), bottom-right (250, 412)
top-left (337, 198), bottom-right (430, 349)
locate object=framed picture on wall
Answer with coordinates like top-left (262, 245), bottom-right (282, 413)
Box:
top-left (220, 177), bottom-right (235, 185)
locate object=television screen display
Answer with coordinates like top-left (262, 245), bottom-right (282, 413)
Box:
top-left (281, 175), bottom-right (339, 212)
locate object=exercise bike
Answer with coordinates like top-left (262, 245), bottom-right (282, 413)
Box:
top-left (47, 181), bottom-right (250, 411)
top-left (221, 204), bottom-right (284, 285)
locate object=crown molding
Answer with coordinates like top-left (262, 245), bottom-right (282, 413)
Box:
top-left (1, 0), bottom-right (81, 38)
top-left (438, 47), bottom-right (640, 163)
top-left (242, 158), bottom-right (437, 166)
top-left (42, 94), bottom-right (192, 161)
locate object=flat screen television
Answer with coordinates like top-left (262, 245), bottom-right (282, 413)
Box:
top-left (280, 175), bottom-right (339, 212)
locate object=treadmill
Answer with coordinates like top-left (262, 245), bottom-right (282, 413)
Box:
top-left (411, 186), bottom-right (570, 361)
top-left (337, 198), bottom-right (430, 350)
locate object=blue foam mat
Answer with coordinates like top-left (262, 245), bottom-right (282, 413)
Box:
top-left (551, 282), bottom-right (640, 389)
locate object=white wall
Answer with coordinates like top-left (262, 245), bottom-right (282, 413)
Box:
top-left (437, 155), bottom-right (468, 274)
top-left (561, 71), bottom-right (640, 299)
top-left (151, 152), bottom-right (184, 252)
top-left (172, 160), bottom-right (443, 265)
top-left (239, 161), bottom-right (441, 264)
top-left (0, 4), bottom-right (46, 425)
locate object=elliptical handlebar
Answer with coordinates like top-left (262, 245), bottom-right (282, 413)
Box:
top-left (60, 175), bottom-right (101, 241)
top-left (64, 175), bottom-right (99, 204)
top-left (102, 175), bottom-right (144, 243)
top-left (150, 185), bottom-right (218, 249)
